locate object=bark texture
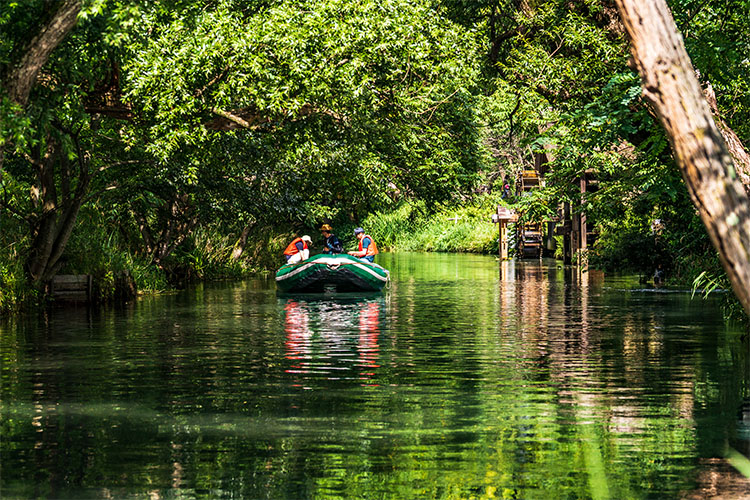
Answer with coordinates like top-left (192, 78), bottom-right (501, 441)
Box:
top-left (3, 0), bottom-right (81, 105)
top-left (25, 135), bottom-right (92, 283)
top-left (0, 0), bottom-right (81, 172)
top-left (615, 0), bottom-right (750, 315)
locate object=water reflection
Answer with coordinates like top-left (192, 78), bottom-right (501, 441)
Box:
top-left (283, 296), bottom-right (384, 384)
top-left (284, 300), bottom-right (312, 365)
top-left (2, 254), bottom-right (749, 499)
top-left (358, 301), bottom-right (381, 378)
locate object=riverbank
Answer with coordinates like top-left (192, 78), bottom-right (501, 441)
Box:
top-left (3, 195), bottom-right (745, 329)
top-left (0, 225), bottom-right (263, 315)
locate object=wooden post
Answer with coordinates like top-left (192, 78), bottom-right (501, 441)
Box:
top-left (563, 202), bottom-right (572, 265)
top-left (574, 215), bottom-right (580, 265)
top-left (500, 220), bottom-right (508, 260)
top-left (544, 220), bottom-right (556, 256)
top-left (579, 176), bottom-right (588, 272)
top-left (492, 206), bottom-right (518, 260)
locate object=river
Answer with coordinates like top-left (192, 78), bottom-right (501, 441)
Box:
top-left (1, 252), bottom-right (749, 499)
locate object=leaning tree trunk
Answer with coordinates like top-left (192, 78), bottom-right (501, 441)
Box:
top-left (0, 0), bottom-right (81, 172)
top-left (615, 0), bottom-right (750, 316)
top-left (3, 0), bottom-right (81, 105)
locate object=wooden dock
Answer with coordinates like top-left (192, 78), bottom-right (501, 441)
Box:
top-left (50, 275), bottom-right (93, 302)
top-left (490, 161), bottom-right (599, 266)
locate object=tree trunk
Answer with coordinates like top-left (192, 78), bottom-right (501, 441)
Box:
top-left (133, 193), bottom-right (198, 266)
top-left (3, 0), bottom-right (81, 105)
top-left (25, 137), bottom-right (92, 284)
top-left (0, 0), bottom-right (81, 171)
top-left (615, 0), bottom-right (750, 316)
top-left (231, 222), bottom-right (255, 262)
top-left (153, 194), bottom-right (197, 265)
top-left (26, 141), bottom-right (61, 282)
top-left (702, 80), bottom-right (750, 193)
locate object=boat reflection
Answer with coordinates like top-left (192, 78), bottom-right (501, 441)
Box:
top-left (358, 301), bottom-right (381, 379)
top-left (282, 295), bottom-right (385, 384)
top-left (283, 300), bottom-right (312, 363)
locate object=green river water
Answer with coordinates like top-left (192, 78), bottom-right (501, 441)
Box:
top-left (1, 252), bottom-right (749, 499)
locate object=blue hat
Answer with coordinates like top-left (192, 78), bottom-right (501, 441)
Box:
top-left (353, 227), bottom-right (364, 235)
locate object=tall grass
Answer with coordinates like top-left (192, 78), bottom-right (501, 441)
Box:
top-left (232, 226), bottom-right (299, 272)
top-left (174, 227), bottom-right (247, 280)
top-left (0, 218), bottom-right (38, 314)
top-left (65, 217), bottom-right (264, 291)
top-left (362, 197), bottom-right (503, 254)
top-left (0, 240), bottom-right (37, 314)
top-left (1, 196), bottom-right (507, 313)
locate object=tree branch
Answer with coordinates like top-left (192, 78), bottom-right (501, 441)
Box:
top-left (195, 65), bottom-right (231, 98)
top-left (98, 159), bottom-right (151, 173)
top-left (210, 107), bottom-right (257, 129)
top-left (207, 104), bottom-right (346, 131)
top-left (3, 0), bottom-right (81, 105)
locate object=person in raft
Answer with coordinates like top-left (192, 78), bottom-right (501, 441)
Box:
top-left (320, 224), bottom-right (343, 254)
top-left (348, 227), bottom-right (378, 263)
top-left (283, 235), bottom-right (312, 264)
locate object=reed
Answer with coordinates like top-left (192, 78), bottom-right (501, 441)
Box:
top-left (173, 227), bottom-right (251, 280)
top-left (363, 198), bottom-right (502, 254)
top-left (0, 222), bottom-right (37, 313)
top-left (0, 253), bottom-right (34, 314)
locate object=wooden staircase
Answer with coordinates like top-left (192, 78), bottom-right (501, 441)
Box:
top-left (517, 170), bottom-right (544, 259)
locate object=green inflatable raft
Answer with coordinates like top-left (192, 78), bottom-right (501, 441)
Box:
top-left (275, 254), bottom-right (390, 293)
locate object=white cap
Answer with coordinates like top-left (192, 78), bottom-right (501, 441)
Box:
top-left (301, 235), bottom-right (312, 243)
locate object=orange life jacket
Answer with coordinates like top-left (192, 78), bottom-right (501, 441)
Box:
top-left (358, 235), bottom-right (378, 257)
top-left (283, 237), bottom-right (308, 256)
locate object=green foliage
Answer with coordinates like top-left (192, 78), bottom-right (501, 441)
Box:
top-left (123, 0), bottom-right (484, 221)
top-left (691, 271), bottom-right (722, 299)
top-left (233, 226), bottom-right (301, 272)
top-left (360, 202), bottom-right (424, 250)
top-left (0, 251), bottom-right (34, 314)
top-left (0, 0), bottom-right (749, 322)
top-left (0, 96), bottom-right (32, 149)
top-left (589, 183), bottom-right (708, 276)
top-left (670, 0), bottom-right (750, 143)
top-left (513, 187), bottom-right (557, 223)
top-left (0, 203), bottom-right (36, 314)
top-left (590, 215), bottom-right (665, 272)
top-left (1, 0), bottom-right (488, 303)
top-left (170, 226), bottom-right (254, 281)
top-left (362, 196), bottom-right (502, 254)
top-left (61, 207), bottom-right (265, 292)
top-left (688, 267), bottom-right (748, 327)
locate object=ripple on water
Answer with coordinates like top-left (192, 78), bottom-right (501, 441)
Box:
top-left (0, 254), bottom-right (746, 499)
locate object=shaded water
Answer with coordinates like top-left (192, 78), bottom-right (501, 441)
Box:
top-left (1, 253), bottom-right (749, 499)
